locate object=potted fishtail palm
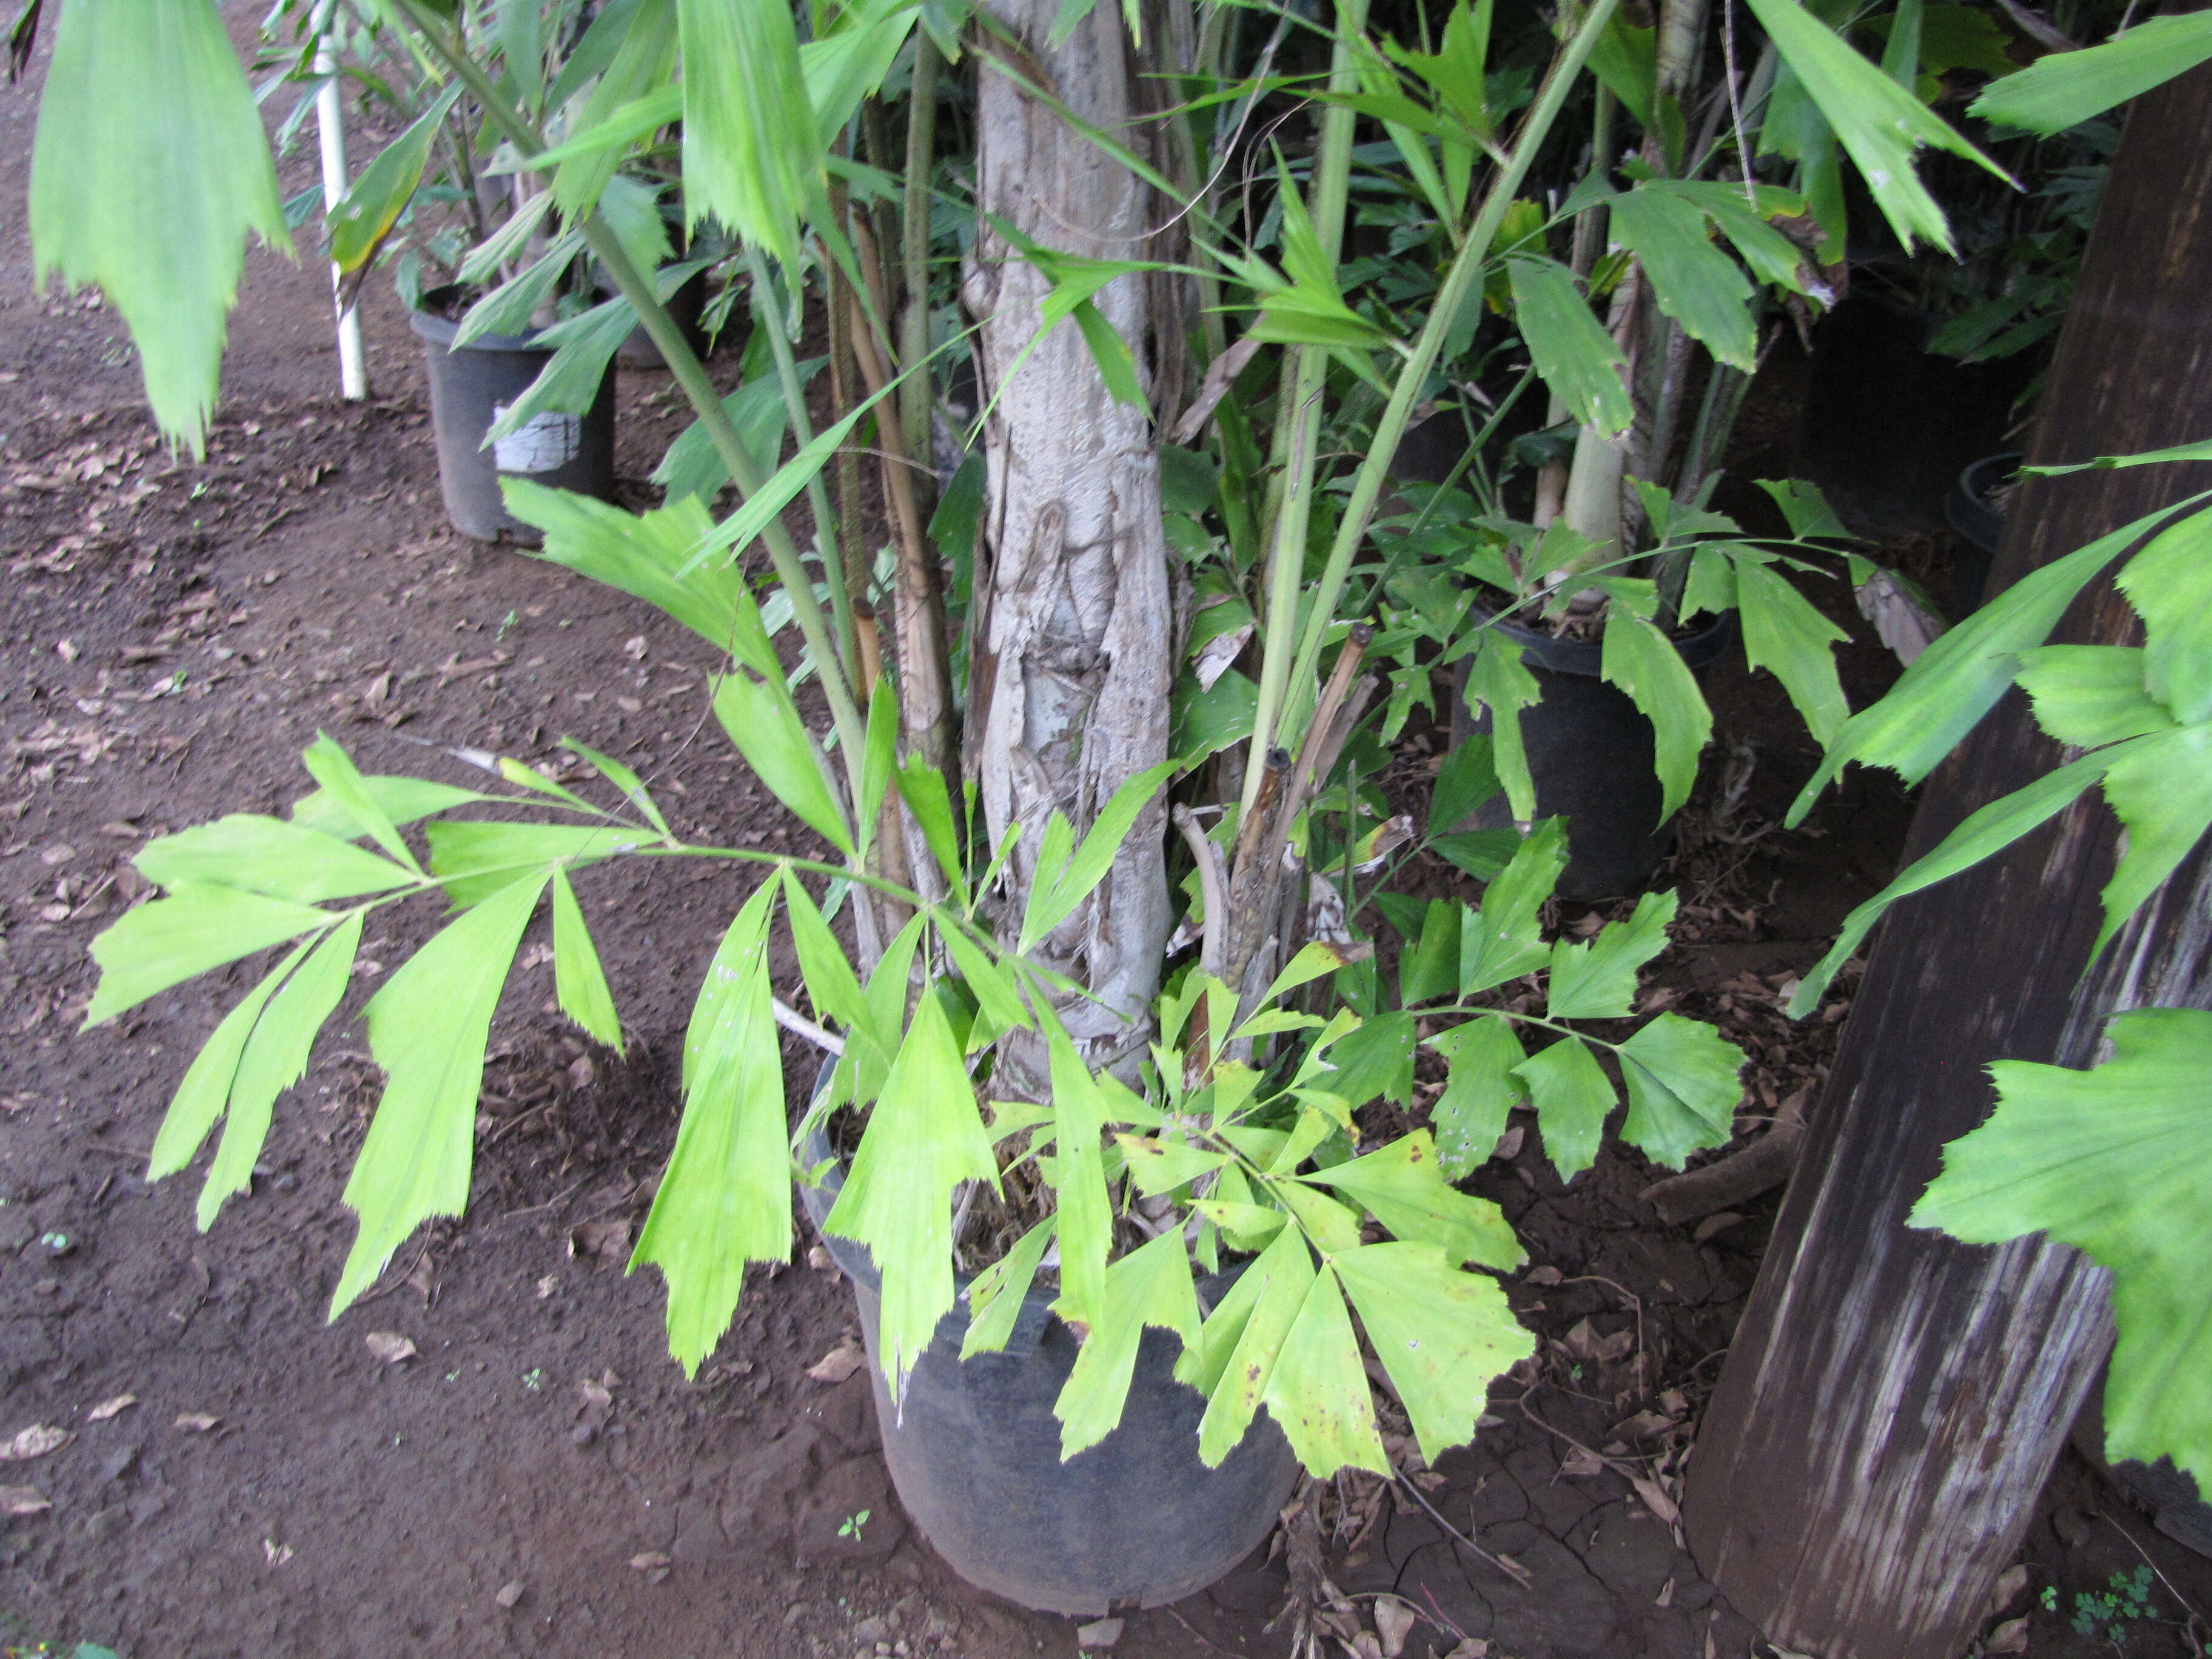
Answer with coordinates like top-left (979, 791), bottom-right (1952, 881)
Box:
top-left (30, 0), bottom-right (2014, 1616)
top-left (267, 0), bottom-right (723, 537)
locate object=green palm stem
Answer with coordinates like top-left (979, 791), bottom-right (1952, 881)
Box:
top-left (1537, 84), bottom-right (1619, 529)
top-left (391, 0), bottom-right (882, 960)
top-left (389, 0), bottom-right (873, 842)
top-left (825, 166), bottom-right (871, 637)
top-left (1275, 0), bottom-right (1627, 745)
top-left (745, 247), bottom-right (862, 682)
top-left (1237, 0), bottom-right (1372, 834)
top-left (1654, 358), bottom-right (1754, 629)
top-left (899, 32), bottom-right (942, 475)
top-left (1623, 0), bottom-right (1714, 551)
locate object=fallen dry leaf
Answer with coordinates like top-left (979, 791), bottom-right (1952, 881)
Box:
top-left (1521, 1263), bottom-right (1563, 1287)
top-left (806, 1339), bottom-right (866, 1385)
top-left (1373, 1594), bottom-right (1418, 1658)
top-left (1560, 1318), bottom-right (1635, 1366)
top-left (84, 1395), bottom-right (137, 1423)
top-left (1490, 1125), bottom-right (1525, 1162)
top-left (0, 1485), bottom-right (49, 1516)
top-left (0, 1426), bottom-right (72, 1461)
top-left (1191, 621), bottom-right (1254, 692)
top-left (1166, 333), bottom-right (1263, 446)
top-left (1985, 1615), bottom-right (2029, 1655)
top-left (494, 1579), bottom-right (526, 1609)
top-left (569, 1218), bottom-right (632, 1264)
top-left (1610, 1409), bottom-right (1678, 1441)
top-left (1442, 1643), bottom-right (1489, 1659)
top-left (1629, 1473), bottom-right (1681, 1527)
top-left (1558, 1445), bottom-right (1606, 1480)
top-left (173, 1413), bottom-right (220, 1433)
top-left (364, 1332), bottom-right (417, 1365)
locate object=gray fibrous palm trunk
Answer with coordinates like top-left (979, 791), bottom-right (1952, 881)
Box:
top-left (961, 0), bottom-right (1176, 1091)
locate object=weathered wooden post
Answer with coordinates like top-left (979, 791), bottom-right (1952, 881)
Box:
top-left (1678, 63), bottom-right (2212, 1659)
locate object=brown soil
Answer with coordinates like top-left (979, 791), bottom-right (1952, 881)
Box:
top-left (1, 15), bottom-right (2208, 1659)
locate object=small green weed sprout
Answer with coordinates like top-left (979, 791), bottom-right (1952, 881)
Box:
top-left (2066, 1565), bottom-right (2154, 1644)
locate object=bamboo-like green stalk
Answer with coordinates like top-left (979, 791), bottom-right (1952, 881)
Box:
top-left (745, 246), bottom-right (861, 683)
top-left (1196, 0), bottom-right (1232, 87)
top-left (899, 32), bottom-right (941, 477)
top-left (1538, 83), bottom-right (1618, 527)
top-left (1570, 85), bottom-right (1615, 281)
top-left (1654, 358), bottom-right (1752, 628)
top-left (592, 241), bottom-right (874, 782)
top-left (1626, 0), bottom-right (1712, 517)
top-left (1273, 0), bottom-right (1626, 747)
top-left (389, 0), bottom-right (871, 803)
top-left (826, 167), bottom-right (870, 635)
top-left (1239, 1), bottom-right (1331, 566)
top-left (1236, 0), bottom-right (1370, 831)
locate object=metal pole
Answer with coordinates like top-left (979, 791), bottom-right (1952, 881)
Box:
top-left (313, 2), bottom-right (367, 399)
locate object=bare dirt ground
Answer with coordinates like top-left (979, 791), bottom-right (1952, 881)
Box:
top-left (0, 16), bottom-right (2207, 1659)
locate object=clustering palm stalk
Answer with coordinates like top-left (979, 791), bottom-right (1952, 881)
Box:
top-left (41, 0), bottom-right (2212, 1480)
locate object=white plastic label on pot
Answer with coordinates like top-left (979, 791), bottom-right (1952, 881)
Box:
top-left (489, 403), bottom-right (582, 475)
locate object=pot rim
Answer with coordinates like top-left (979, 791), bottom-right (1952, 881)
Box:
top-left (1468, 593), bottom-right (1737, 678)
top-left (407, 283), bottom-right (555, 355)
top-left (1959, 451), bottom-right (2026, 494)
top-left (1945, 450), bottom-right (2022, 557)
top-left (795, 1064), bottom-right (1243, 1352)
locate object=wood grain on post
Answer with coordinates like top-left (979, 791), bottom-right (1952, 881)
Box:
top-left (1680, 65), bottom-right (2212, 1659)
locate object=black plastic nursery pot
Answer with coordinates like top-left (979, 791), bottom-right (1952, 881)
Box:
top-left (1449, 605), bottom-right (1734, 902)
top-left (797, 1118), bottom-right (1302, 1617)
top-left (1943, 452), bottom-right (2022, 618)
top-left (613, 269), bottom-right (711, 369)
top-left (409, 289), bottom-right (616, 543)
